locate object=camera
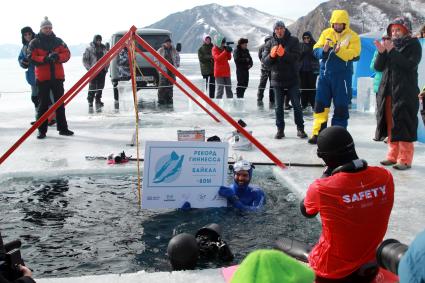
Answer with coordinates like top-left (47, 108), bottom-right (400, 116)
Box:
top-left (0, 232), bottom-right (25, 281)
top-left (195, 223), bottom-right (234, 262)
top-left (376, 238), bottom-right (408, 275)
top-left (225, 41), bottom-right (234, 52)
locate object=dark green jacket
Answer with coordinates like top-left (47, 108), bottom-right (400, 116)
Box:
top-left (198, 43), bottom-right (214, 76)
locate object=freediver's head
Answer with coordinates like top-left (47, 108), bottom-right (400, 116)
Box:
top-left (233, 160), bottom-right (254, 188)
top-left (167, 233), bottom-right (199, 271)
top-left (317, 126), bottom-right (358, 169)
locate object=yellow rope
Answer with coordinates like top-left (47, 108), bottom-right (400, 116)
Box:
top-left (129, 39), bottom-right (142, 206)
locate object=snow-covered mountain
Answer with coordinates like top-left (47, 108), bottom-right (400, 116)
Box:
top-left (289, 0), bottom-right (425, 39)
top-left (146, 4), bottom-right (293, 52)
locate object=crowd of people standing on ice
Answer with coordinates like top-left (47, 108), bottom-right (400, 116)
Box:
top-left (196, 10), bottom-right (425, 171)
top-left (18, 12), bottom-right (425, 170)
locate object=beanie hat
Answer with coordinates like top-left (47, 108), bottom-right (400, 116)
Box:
top-left (387, 16), bottom-right (412, 36)
top-left (237, 38), bottom-right (248, 45)
top-left (231, 249), bottom-right (315, 283)
top-left (21, 26), bottom-right (34, 35)
top-left (40, 16), bottom-right (52, 29)
top-left (273, 20), bottom-right (285, 31)
top-left (203, 34), bottom-right (211, 42)
top-left (21, 26), bottom-right (35, 45)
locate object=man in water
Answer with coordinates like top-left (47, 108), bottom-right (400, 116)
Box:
top-left (301, 126), bottom-right (394, 281)
top-left (218, 160), bottom-right (265, 211)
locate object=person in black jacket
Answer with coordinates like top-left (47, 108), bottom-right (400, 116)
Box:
top-left (257, 36), bottom-right (274, 107)
top-left (374, 16), bottom-right (422, 170)
top-left (262, 21), bottom-right (307, 139)
top-left (299, 31), bottom-right (319, 110)
top-left (233, 38), bottom-right (253, 98)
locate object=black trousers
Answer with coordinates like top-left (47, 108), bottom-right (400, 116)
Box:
top-left (203, 74), bottom-right (215, 98)
top-left (87, 71), bottom-right (106, 102)
top-left (299, 71), bottom-right (317, 108)
top-left (37, 80), bottom-right (68, 134)
top-left (236, 68), bottom-right (249, 98)
top-left (257, 69), bottom-right (274, 103)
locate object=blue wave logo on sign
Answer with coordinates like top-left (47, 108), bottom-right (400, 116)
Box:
top-left (153, 151), bottom-right (185, 183)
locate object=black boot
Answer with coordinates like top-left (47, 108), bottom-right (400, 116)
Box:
top-left (275, 128), bottom-right (285, 139)
top-left (59, 129), bottom-right (74, 136)
top-left (37, 131), bottom-right (46, 139)
top-left (297, 129), bottom-right (308, 139)
top-left (308, 135), bottom-right (318, 144)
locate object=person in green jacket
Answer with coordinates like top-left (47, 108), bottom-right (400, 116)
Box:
top-left (198, 34), bottom-right (215, 98)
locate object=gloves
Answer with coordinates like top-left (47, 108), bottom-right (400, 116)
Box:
top-left (48, 52), bottom-right (59, 62)
top-left (270, 44), bottom-right (285, 58)
top-left (225, 46), bottom-right (233, 53)
top-left (180, 201), bottom-right (191, 211)
top-left (276, 44), bottom-right (285, 57)
top-left (218, 186), bottom-right (235, 198)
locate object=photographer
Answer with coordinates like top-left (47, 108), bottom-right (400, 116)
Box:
top-left (398, 229), bottom-right (425, 283)
top-left (301, 126), bottom-right (394, 282)
top-left (0, 266), bottom-right (34, 283)
top-left (211, 33), bottom-right (233, 99)
top-left (0, 233), bottom-right (35, 283)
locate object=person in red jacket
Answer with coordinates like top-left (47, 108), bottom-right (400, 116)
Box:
top-left (28, 17), bottom-right (73, 139)
top-left (211, 33), bottom-right (233, 99)
top-left (301, 126), bottom-right (394, 282)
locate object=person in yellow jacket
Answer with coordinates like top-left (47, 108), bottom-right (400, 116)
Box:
top-left (308, 10), bottom-right (361, 144)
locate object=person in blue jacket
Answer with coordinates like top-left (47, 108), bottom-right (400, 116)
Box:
top-left (218, 160), bottom-right (265, 211)
top-left (398, 229), bottom-right (425, 283)
top-left (18, 26), bottom-right (38, 124)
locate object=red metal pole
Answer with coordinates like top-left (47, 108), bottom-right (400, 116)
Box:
top-left (134, 34), bottom-right (285, 169)
top-left (0, 27), bottom-right (136, 165)
top-left (135, 47), bottom-right (220, 123)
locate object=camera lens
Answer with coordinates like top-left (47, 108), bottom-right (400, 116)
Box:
top-left (376, 239), bottom-right (408, 275)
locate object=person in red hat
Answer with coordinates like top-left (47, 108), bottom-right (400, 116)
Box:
top-left (374, 16), bottom-right (422, 170)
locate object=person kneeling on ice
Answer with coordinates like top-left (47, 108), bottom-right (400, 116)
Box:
top-left (300, 126), bottom-right (394, 282)
top-left (218, 160), bottom-right (265, 211)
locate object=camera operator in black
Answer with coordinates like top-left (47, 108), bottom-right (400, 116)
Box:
top-left (233, 38), bottom-right (253, 98)
top-left (0, 233), bottom-right (35, 283)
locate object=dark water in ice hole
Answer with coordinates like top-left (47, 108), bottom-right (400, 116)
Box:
top-left (0, 167), bottom-right (321, 278)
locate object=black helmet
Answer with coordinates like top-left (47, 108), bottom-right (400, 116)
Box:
top-left (317, 126), bottom-right (358, 168)
top-left (167, 233), bottom-right (199, 271)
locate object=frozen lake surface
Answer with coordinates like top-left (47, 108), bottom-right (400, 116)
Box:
top-left (0, 54), bottom-right (424, 282)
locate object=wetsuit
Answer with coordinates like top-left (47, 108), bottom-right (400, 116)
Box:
top-left (218, 181), bottom-right (265, 211)
top-left (303, 165), bottom-right (394, 279)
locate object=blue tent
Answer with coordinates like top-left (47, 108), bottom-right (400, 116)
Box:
top-left (352, 32), bottom-right (425, 143)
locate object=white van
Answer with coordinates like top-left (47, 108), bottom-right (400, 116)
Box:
top-left (109, 28), bottom-right (179, 96)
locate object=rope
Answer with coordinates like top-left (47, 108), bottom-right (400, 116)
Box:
top-left (128, 39), bottom-right (142, 206)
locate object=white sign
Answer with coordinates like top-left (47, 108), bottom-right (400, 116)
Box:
top-left (142, 141), bottom-right (228, 209)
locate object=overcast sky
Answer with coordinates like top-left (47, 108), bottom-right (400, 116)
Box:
top-left (2, 0), bottom-right (327, 45)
